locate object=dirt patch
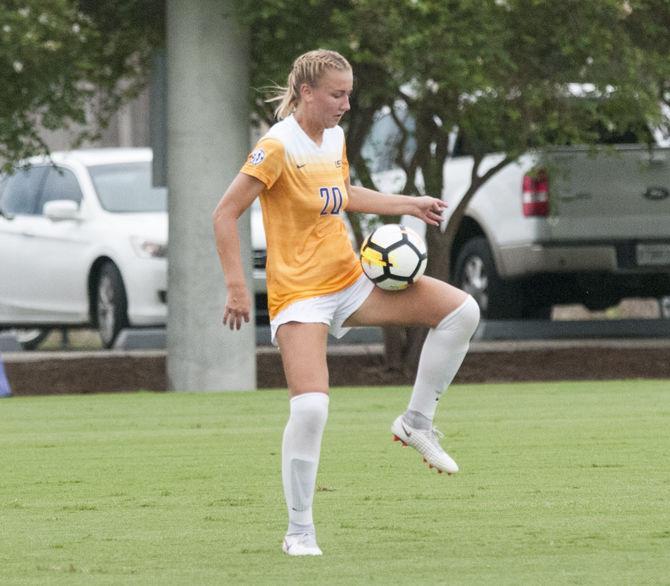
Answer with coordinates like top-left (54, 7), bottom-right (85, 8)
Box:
top-left (4, 341), bottom-right (670, 396)
top-left (4, 353), bottom-right (166, 395)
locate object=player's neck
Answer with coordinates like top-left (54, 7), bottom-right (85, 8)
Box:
top-left (293, 112), bottom-right (325, 147)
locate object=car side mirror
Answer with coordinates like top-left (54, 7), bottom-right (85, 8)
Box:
top-left (43, 199), bottom-right (80, 221)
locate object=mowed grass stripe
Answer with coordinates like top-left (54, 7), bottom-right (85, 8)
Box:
top-left (1, 380), bottom-right (668, 585)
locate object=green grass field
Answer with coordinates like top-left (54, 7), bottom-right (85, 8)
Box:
top-left (1, 380), bottom-right (669, 585)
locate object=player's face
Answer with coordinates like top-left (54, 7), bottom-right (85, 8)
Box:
top-left (308, 68), bottom-right (353, 128)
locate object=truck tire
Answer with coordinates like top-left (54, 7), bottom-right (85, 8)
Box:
top-left (95, 262), bottom-right (129, 348)
top-left (453, 237), bottom-right (522, 319)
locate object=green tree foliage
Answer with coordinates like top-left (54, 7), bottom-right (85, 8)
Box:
top-left (238, 0), bottom-right (670, 370)
top-left (0, 0), bottom-right (163, 171)
top-left (238, 0), bottom-right (668, 235)
top-left (386, 0), bottom-right (670, 283)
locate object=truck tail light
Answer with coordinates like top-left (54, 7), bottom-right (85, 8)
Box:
top-left (522, 170), bottom-right (549, 217)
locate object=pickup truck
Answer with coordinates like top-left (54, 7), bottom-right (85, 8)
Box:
top-left (374, 130), bottom-right (670, 319)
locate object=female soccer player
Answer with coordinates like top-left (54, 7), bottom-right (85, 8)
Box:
top-left (213, 49), bottom-right (479, 556)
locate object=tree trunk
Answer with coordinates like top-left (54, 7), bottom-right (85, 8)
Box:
top-left (382, 326), bottom-right (406, 372)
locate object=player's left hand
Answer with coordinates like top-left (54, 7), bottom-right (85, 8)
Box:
top-left (414, 196), bottom-right (447, 226)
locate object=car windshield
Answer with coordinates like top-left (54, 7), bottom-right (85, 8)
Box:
top-left (88, 162), bottom-right (167, 213)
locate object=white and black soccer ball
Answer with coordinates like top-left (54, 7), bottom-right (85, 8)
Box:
top-left (360, 224), bottom-right (428, 291)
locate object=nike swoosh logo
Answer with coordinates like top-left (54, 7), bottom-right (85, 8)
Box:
top-left (400, 422), bottom-right (412, 437)
top-left (296, 163), bottom-right (306, 169)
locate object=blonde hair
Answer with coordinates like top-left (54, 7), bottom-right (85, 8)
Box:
top-left (268, 49), bottom-right (352, 120)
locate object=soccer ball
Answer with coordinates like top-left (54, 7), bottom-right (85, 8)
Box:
top-left (360, 224), bottom-right (428, 290)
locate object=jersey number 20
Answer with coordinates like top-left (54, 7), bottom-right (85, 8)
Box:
top-left (319, 187), bottom-right (343, 215)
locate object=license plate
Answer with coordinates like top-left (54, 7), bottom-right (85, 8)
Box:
top-left (636, 243), bottom-right (670, 266)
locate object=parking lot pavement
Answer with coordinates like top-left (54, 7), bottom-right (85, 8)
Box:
top-left (115, 318), bottom-right (670, 349)
top-left (4, 316), bottom-right (670, 353)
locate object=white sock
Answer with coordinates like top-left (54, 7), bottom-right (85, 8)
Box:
top-left (282, 392), bottom-right (329, 533)
top-left (406, 296), bottom-right (480, 426)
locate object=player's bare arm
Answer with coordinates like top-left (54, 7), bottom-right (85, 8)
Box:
top-left (212, 173), bottom-right (265, 330)
top-left (345, 181), bottom-right (447, 226)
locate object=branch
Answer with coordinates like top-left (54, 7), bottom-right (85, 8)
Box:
top-left (350, 155), bottom-right (377, 193)
top-left (346, 108), bottom-right (380, 189)
top-left (469, 154), bottom-right (483, 188)
top-left (347, 158), bottom-right (373, 248)
top-left (397, 88), bottom-right (416, 107)
top-left (389, 103), bottom-right (410, 170)
top-left (474, 154), bottom-right (516, 186)
top-left (404, 144), bottom-right (424, 196)
top-left (388, 102), bottom-right (423, 195)
top-left (472, 155), bottom-right (519, 188)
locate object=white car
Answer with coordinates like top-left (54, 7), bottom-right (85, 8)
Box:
top-left (0, 148), bottom-right (168, 348)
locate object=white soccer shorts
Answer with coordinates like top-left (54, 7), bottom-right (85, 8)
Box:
top-left (270, 273), bottom-right (374, 345)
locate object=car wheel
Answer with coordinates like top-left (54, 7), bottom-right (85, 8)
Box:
top-left (95, 262), bottom-right (129, 348)
top-left (13, 328), bottom-right (52, 351)
top-left (453, 236), bottom-right (522, 319)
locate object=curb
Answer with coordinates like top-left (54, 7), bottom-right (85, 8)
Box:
top-left (2, 339), bottom-right (669, 395)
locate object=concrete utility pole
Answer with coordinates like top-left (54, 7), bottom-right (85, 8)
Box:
top-left (166, 0), bottom-right (255, 391)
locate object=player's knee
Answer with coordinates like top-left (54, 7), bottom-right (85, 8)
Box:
top-left (436, 295), bottom-right (480, 343)
top-left (458, 295), bottom-right (480, 339)
top-left (290, 392), bottom-right (329, 435)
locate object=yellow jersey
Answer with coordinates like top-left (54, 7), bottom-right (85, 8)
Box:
top-left (240, 115), bottom-right (362, 319)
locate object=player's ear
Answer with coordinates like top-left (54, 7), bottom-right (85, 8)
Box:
top-left (299, 82), bottom-right (314, 103)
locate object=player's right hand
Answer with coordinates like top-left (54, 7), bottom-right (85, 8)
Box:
top-left (223, 284), bottom-right (251, 330)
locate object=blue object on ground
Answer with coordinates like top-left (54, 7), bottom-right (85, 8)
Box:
top-left (0, 354), bottom-right (12, 398)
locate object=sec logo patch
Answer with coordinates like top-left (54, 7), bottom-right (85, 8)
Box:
top-left (249, 148), bottom-right (265, 165)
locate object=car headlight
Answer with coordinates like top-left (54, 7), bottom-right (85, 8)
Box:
top-left (131, 236), bottom-right (167, 258)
